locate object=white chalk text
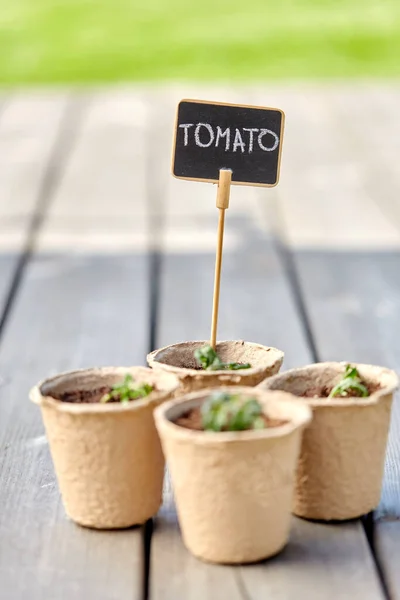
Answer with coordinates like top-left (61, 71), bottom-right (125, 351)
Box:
top-left (179, 123), bottom-right (279, 153)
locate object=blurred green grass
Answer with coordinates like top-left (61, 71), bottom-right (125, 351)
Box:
top-left (1, 0), bottom-right (400, 84)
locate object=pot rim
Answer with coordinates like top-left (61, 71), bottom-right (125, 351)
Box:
top-left (154, 386), bottom-right (312, 444)
top-left (259, 361), bottom-right (399, 407)
top-left (147, 340), bottom-right (284, 377)
top-left (29, 366), bottom-right (180, 414)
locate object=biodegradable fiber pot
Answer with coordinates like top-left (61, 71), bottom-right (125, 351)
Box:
top-left (154, 387), bottom-right (312, 564)
top-left (147, 340), bottom-right (284, 394)
top-left (30, 366), bottom-right (179, 529)
top-left (260, 363), bottom-right (399, 521)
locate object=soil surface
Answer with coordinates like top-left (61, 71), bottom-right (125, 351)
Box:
top-left (190, 363), bottom-right (250, 371)
top-left (52, 387), bottom-right (118, 404)
top-left (300, 381), bottom-right (380, 399)
top-left (175, 407), bottom-right (287, 431)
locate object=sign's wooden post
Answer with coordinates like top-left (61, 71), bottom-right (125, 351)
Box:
top-left (210, 169), bottom-right (231, 349)
top-left (171, 99), bottom-right (285, 350)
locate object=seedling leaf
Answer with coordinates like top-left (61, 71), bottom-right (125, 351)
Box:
top-left (101, 374), bottom-right (153, 403)
top-left (329, 364), bottom-right (369, 398)
top-left (201, 391), bottom-right (266, 431)
top-left (194, 344), bottom-right (251, 371)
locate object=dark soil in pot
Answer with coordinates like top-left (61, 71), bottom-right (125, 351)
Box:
top-left (300, 381), bottom-right (380, 399)
top-left (175, 407), bottom-right (287, 431)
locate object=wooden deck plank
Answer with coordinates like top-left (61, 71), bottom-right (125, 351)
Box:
top-left (266, 86), bottom-right (400, 518)
top-left (0, 92), bottom-right (69, 315)
top-left (158, 221), bottom-right (312, 369)
top-left (376, 521), bottom-right (400, 600)
top-left (150, 89), bottom-right (384, 599)
top-left (282, 249), bottom-right (400, 516)
top-left (260, 85), bottom-right (400, 597)
top-left (330, 84), bottom-right (400, 596)
top-left (0, 91), bottom-right (150, 599)
top-left (238, 519), bottom-right (384, 600)
top-left (331, 85), bottom-right (400, 235)
top-left (0, 256), bottom-right (147, 600)
top-left (38, 90), bottom-right (148, 253)
top-left (263, 85), bottom-right (400, 252)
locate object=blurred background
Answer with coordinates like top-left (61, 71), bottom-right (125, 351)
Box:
top-left (1, 0), bottom-right (400, 84)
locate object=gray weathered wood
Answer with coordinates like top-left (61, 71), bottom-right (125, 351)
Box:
top-left (0, 92), bottom-right (150, 599)
top-left (238, 519), bottom-right (384, 600)
top-left (0, 93), bottom-right (69, 315)
top-left (158, 229), bottom-right (312, 370)
top-left (331, 85), bottom-right (400, 237)
top-left (280, 250), bottom-right (400, 519)
top-left (150, 89), bottom-right (384, 599)
top-left (265, 86), bottom-right (400, 519)
top-left (330, 86), bottom-right (400, 520)
top-left (376, 521), bottom-right (400, 600)
top-left (38, 90), bottom-right (148, 253)
top-left (259, 85), bottom-right (400, 596)
top-left (0, 256), bottom-right (148, 600)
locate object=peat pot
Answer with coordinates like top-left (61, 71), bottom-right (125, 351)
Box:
top-left (154, 386), bottom-right (311, 564)
top-left (30, 366), bottom-right (179, 529)
top-left (147, 340), bottom-right (284, 394)
top-left (260, 362), bottom-right (399, 520)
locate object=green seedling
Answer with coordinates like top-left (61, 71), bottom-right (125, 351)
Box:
top-left (201, 391), bottom-right (265, 432)
top-left (101, 374), bottom-right (153, 403)
top-left (194, 344), bottom-right (251, 371)
top-left (329, 364), bottom-right (369, 398)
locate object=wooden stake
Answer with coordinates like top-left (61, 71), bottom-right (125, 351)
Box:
top-left (210, 169), bottom-right (232, 349)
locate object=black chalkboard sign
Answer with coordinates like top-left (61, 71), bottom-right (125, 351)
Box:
top-left (172, 99), bottom-right (285, 187)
